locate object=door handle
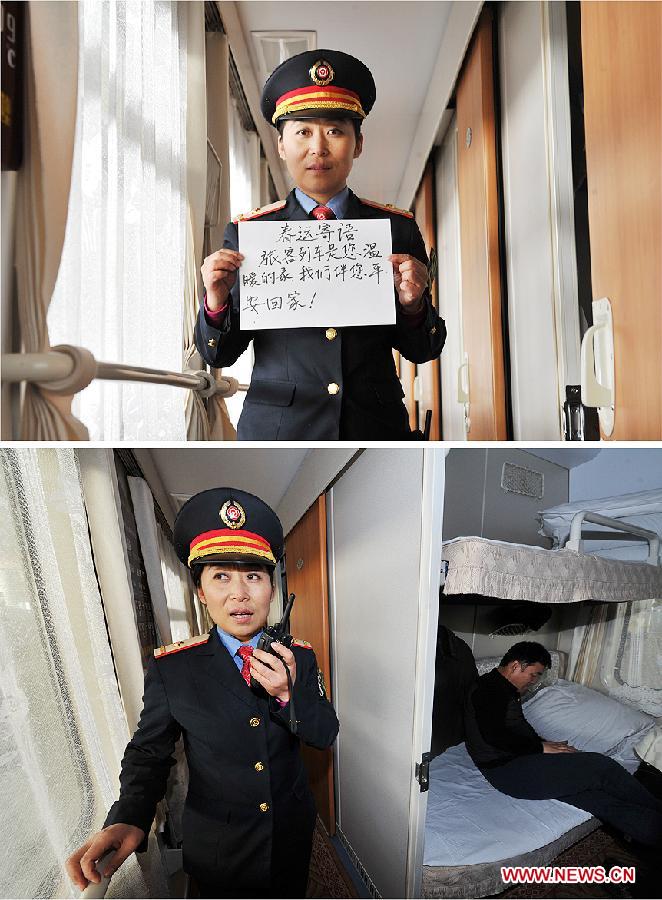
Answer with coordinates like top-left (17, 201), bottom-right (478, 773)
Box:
top-left (580, 297), bottom-right (614, 436)
top-left (457, 354), bottom-right (469, 404)
top-left (457, 353), bottom-right (470, 435)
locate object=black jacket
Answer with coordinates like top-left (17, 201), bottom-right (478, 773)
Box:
top-left (195, 189), bottom-right (446, 440)
top-left (104, 630), bottom-right (338, 895)
top-left (430, 626), bottom-right (478, 757)
top-left (465, 668), bottom-right (543, 769)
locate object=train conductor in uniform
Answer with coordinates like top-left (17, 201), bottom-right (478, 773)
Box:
top-left (196, 48), bottom-right (446, 440)
top-left (66, 488), bottom-right (339, 898)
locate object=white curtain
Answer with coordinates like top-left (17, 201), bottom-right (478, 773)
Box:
top-left (14, 2), bottom-right (86, 439)
top-left (605, 600), bottom-right (662, 715)
top-left (0, 449), bottom-right (166, 898)
top-left (566, 532), bottom-right (662, 716)
top-left (128, 475), bottom-right (199, 644)
top-left (158, 525), bottom-right (205, 638)
top-left (222, 97), bottom-right (261, 426)
top-left (182, 3), bottom-right (225, 441)
top-left (541, 496), bottom-right (662, 715)
top-left (229, 97), bottom-right (260, 220)
top-left (79, 450), bottom-right (147, 733)
top-left (571, 590), bottom-right (662, 718)
top-left (48, 1), bottom-right (188, 441)
top-left (572, 599), bottom-right (662, 718)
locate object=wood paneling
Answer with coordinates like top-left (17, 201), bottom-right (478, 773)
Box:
top-left (456, 7), bottom-right (507, 440)
top-left (415, 160), bottom-right (442, 439)
top-left (581, 1), bottom-right (662, 439)
top-left (284, 495), bottom-right (335, 834)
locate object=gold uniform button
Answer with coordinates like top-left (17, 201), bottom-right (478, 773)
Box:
top-left (327, 382), bottom-right (340, 395)
top-left (260, 802), bottom-right (270, 812)
top-left (325, 327), bottom-right (337, 341)
top-left (207, 338), bottom-right (217, 348)
top-left (249, 717), bottom-right (260, 727)
top-left (254, 761), bottom-right (265, 772)
top-left (430, 326), bottom-right (437, 335)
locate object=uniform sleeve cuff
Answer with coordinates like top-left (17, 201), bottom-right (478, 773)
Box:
top-left (204, 292), bottom-right (228, 323)
top-left (399, 301), bottom-right (427, 327)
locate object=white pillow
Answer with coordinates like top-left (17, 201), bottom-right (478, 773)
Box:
top-left (523, 679), bottom-right (655, 756)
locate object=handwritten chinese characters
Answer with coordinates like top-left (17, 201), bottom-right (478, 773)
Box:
top-left (238, 219), bottom-right (395, 330)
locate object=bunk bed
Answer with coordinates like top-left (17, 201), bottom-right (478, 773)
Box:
top-left (423, 497), bottom-right (662, 899)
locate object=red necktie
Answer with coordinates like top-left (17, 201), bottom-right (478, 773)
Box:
top-left (312, 205), bottom-right (336, 220)
top-left (237, 644), bottom-right (253, 685)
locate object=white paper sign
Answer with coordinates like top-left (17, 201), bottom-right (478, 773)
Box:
top-left (237, 219), bottom-right (394, 330)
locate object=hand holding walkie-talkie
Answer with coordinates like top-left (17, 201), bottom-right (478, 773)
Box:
top-left (256, 592), bottom-right (295, 654)
top-left (250, 593), bottom-right (298, 733)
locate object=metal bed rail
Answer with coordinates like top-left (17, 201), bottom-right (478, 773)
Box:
top-left (564, 510), bottom-right (660, 565)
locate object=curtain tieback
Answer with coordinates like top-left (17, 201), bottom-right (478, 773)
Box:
top-left (38, 344), bottom-right (97, 396)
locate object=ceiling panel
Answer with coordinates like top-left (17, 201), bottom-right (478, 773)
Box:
top-left (148, 448), bottom-right (310, 510)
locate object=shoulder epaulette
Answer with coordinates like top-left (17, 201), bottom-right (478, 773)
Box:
top-left (292, 638), bottom-right (313, 649)
top-left (360, 198), bottom-right (414, 219)
top-left (233, 199), bottom-right (287, 223)
top-left (154, 633), bottom-right (210, 659)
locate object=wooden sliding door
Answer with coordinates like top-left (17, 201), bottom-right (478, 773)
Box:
top-left (284, 495), bottom-right (335, 834)
top-left (581, 1), bottom-right (662, 439)
top-left (456, 7), bottom-right (508, 440)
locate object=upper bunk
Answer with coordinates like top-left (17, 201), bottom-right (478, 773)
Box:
top-left (441, 489), bottom-right (662, 605)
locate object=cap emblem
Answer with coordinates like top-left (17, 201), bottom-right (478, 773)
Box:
top-left (220, 499), bottom-right (246, 529)
top-left (310, 59), bottom-right (334, 86)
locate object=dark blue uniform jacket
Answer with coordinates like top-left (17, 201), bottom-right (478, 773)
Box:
top-left (104, 630), bottom-right (338, 895)
top-left (195, 189), bottom-right (447, 440)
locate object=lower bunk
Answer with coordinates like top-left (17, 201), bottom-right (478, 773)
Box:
top-left (422, 655), bottom-right (656, 899)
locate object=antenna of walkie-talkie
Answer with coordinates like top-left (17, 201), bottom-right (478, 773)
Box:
top-left (278, 593), bottom-right (297, 733)
top-left (281, 592), bottom-right (295, 631)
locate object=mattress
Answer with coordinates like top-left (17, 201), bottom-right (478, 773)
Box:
top-left (423, 743), bottom-right (595, 869)
top-left (422, 819), bottom-right (598, 899)
top-left (422, 680), bottom-right (655, 898)
top-left (442, 536), bottom-right (662, 603)
top-left (421, 740), bottom-right (647, 899)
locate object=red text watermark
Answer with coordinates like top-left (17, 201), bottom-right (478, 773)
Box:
top-left (501, 865), bottom-right (636, 885)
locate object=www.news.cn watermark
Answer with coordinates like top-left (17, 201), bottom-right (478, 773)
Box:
top-left (501, 865), bottom-right (636, 885)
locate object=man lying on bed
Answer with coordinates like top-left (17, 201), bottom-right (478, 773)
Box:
top-left (465, 641), bottom-right (662, 857)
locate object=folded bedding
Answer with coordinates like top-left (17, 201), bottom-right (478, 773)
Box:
top-left (423, 681), bottom-right (656, 867)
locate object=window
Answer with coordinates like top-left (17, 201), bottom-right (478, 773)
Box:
top-left (48, 1), bottom-right (189, 441)
top-left (0, 449), bottom-right (153, 897)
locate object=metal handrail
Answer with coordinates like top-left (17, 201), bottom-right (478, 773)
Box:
top-left (1, 349), bottom-right (248, 397)
top-left (564, 510), bottom-right (660, 565)
top-left (79, 850), bottom-right (113, 899)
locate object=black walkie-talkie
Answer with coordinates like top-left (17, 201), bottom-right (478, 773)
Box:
top-left (256, 592), bottom-right (295, 654)
top-left (251, 593), bottom-right (298, 733)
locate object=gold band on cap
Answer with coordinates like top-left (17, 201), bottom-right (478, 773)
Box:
top-left (273, 86), bottom-right (366, 123)
top-left (188, 529), bottom-right (276, 567)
